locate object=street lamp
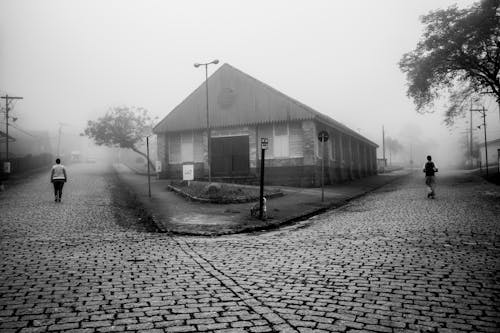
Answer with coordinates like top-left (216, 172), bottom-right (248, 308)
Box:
top-left (194, 59), bottom-right (219, 183)
top-left (146, 135), bottom-right (152, 198)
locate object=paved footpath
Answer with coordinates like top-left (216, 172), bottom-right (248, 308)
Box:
top-left (1, 166), bottom-right (499, 332)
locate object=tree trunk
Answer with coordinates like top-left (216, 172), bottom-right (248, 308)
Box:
top-left (498, 100), bottom-right (500, 121)
top-left (130, 146), bottom-right (155, 171)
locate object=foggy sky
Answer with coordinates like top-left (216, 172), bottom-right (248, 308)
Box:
top-left (1, 0), bottom-right (496, 166)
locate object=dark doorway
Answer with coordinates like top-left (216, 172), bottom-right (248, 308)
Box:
top-left (211, 136), bottom-right (249, 176)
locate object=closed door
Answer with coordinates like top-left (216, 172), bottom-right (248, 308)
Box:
top-left (211, 136), bottom-right (249, 176)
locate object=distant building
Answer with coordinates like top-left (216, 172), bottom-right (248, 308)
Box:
top-left (0, 128), bottom-right (51, 158)
top-left (153, 63), bottom-right (378, 186)
top-left (479, 138), bottom-right (500, 172)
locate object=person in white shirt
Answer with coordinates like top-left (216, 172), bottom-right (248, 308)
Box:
top-left (50, 158), bottom-right (67, 202)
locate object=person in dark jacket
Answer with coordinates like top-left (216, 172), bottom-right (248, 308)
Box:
top-left (423, 155), bottom-right (438, 199)
top-left (50, 158), bottom-right (67, 202)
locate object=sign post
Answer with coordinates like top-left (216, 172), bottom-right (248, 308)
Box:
top-left (259, 138), bottom-right (268, 220)
top-left (147, 136), bottom-right (151, 198)
top-left (497, 149), bottom-right (499, 174)
top-left (156, 161), bottom-right (162, 179)
top-left (318, 131), bottom-right (329, 202)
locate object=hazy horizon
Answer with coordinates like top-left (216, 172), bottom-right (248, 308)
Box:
top-left (1, 0), bottom-right (498, 167)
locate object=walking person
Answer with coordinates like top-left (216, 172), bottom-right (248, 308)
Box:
top-left (50, 158), bottom-right (67, 202)
top-left (423, 155), bottom-right (438, 199)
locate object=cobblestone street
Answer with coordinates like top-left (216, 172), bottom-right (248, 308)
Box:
top-left (1, 166), bottom-right (499, 332)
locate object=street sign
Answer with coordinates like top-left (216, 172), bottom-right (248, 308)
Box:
top-left (318, 131), bottom-right (329, 142)
top-left (261, 138), bottom-right (269, 150)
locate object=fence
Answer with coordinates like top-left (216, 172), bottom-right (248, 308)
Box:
top-left (0, 153), bottom-right (54, 180)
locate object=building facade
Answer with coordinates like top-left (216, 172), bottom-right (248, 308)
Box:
top-left (153, 64), bottom-right (378, 186)
top-left (479, 138), bottom-right (500, 173)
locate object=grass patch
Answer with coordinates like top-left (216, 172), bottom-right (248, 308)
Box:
top-left (110, 172), bottom-right (160, 232)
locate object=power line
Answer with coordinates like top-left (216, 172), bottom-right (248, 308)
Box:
top-left (1, 95), bottom-right (23, 163)
top-left (8, 124), bottom-right (39, 138)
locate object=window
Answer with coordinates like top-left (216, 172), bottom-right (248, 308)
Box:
top-left (181, 132), bottom-right (194, 162)
top-left (168, 135), bottom-right (181, 163)
top-left (329, 138), bottom-right (336, 161)
top-left (273, 123), bottom-right (289, 157)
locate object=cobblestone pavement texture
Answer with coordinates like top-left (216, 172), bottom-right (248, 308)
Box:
top-left (1, 165), bottom-right (499, 332)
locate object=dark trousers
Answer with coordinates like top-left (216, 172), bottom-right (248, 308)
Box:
top-left (53, 180), bottom-right (65, 199)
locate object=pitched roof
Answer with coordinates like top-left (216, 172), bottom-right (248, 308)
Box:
top-left (154, 63), bottom-right (377, 147)
top-left (0, 130), bottom-right (15, 144)
top-left (479, 137), bottom-right (500, 147)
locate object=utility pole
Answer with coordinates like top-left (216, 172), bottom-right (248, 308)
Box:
top-left (409, 144), bottom-right (413, 171)
top-left (469, 101), bottom-right (473, 168)
top-left (382, 126), bottom-right (386, 167)
top-left (481, 106), bottom-right (488, 177)
top-left (57, 122), bottom-right (69, 157)
top-left (471, 105), bottom-right (488, 176)
top-left (1, 95), bottom-right (23, 171)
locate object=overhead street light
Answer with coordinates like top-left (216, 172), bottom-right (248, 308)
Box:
top-left (194, 59), bottom-right (219, 183)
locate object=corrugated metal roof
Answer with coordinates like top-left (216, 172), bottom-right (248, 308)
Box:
top-left (154, 63), bottom-right (377, 147)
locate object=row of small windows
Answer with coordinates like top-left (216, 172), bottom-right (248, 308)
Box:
top-left (169, 124), bottom-right (302, 163)
top-left (167, 124), bottom-right (373, 164)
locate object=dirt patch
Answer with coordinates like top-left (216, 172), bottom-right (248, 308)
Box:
top-left (109, 172), bottom-right (160, 233)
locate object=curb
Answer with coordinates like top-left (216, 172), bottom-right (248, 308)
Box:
top-left (153, 173), bottom-right (409, 237)
top-left (113, 165), bottom-right (410, 237)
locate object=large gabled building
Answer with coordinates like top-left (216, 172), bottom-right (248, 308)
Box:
top-left (153, 63), bottom-right (378, 186)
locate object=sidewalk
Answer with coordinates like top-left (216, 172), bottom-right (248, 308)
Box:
top-left (114, 163), bottom-right (410, 236)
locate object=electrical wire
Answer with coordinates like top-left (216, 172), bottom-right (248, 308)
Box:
top-left (7, 124), bottom-right (40, 138)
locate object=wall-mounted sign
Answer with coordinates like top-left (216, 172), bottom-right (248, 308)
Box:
top-left (318, 131), bottom-right (329, 142)
top-left (261, 138), bottom-right (269, 150)
top-left (3, 162), bottom-right (11, 174)
top-left (182, 164), bottom-right (194, 181)
top-left (156, 161), bottom-right (162, 173)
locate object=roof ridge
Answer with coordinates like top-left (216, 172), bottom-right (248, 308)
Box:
top-left (153, 62), bottom-right (377, 147)
top-left (154, 64), bottom-right (229, 132)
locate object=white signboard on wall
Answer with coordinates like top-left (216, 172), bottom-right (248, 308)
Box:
top-left (182, 164), bottom-right (194, 181)
top-left (3, 162), bottom-right (11, 174)
top-left (156, 161), bottom-right (162, 173)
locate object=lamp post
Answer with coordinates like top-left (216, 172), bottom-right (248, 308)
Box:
top-left (56, 122), bottom-right (69, 158)
top-left (194, 59), bottom-right (219, 183)
top-left (146, 135), bottom-right (151, 198)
